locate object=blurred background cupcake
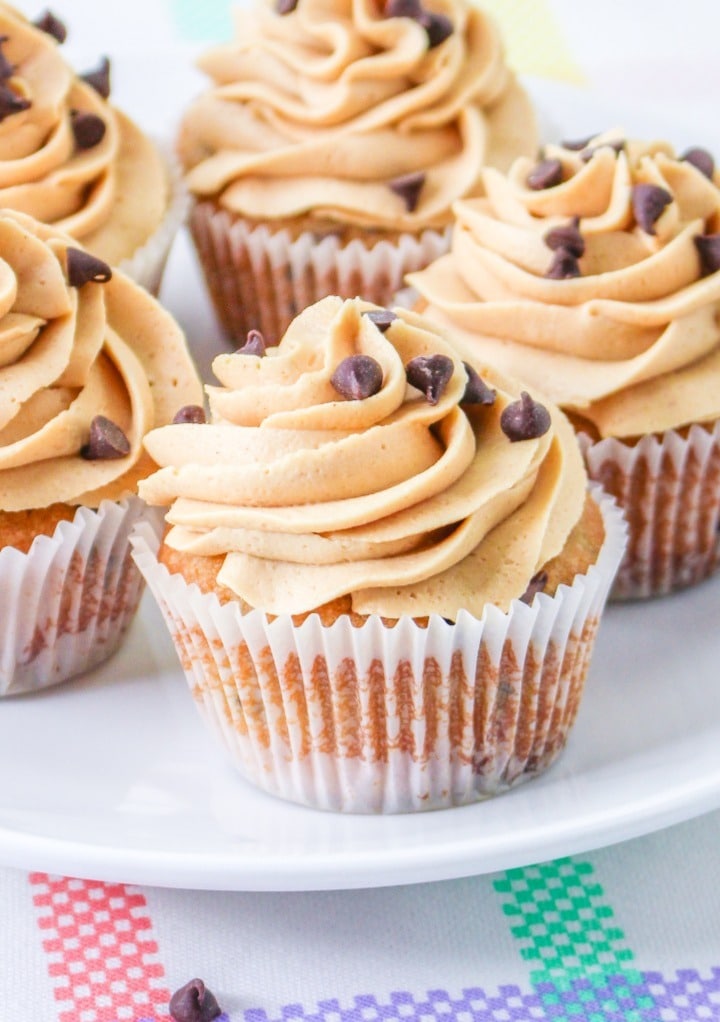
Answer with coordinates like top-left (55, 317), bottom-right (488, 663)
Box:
top-left (177, 0), bottom-right (538, 345)
top-left (0, 209), bottom-right (202, 695)
top-left (0, 4), bottom-right (187, 293)
top-left (409, 132), bottom-right (720, 598)
top-left (132, 295), bottom-right (624, 813)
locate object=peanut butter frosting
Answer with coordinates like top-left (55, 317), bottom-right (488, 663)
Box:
top-left (0, 5), bottom-right (168, 266)
top-left (177, 0), bottom-right (537, 231)
top-left (410, 132), bottom-right (720, 438)
top-left (0, 209), bottom-right (202, 511)
top-left (139, 296), bottom-right (587, 619)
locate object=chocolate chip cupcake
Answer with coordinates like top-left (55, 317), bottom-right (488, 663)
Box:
top-left (0, 5), bottom-right (187, 293)
top-left (132, 295), bottom-right (624, 813)
top-left (409, 131), bottom-right (720, 598)
top-left (0, 209), bottom-right (202, 695)
top-left (177, 0), bottom-right (537, 344)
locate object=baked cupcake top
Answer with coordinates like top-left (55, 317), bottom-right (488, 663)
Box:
top-left (177, 0), bottom-right (537, 231)
top-left (139, 295), bottom-right (586, 619)
top-left (410, 132), bottom-right (720, 438)
top-left (0, 209), bottom-right (202, 511)
top-left (0, 5), bottom-right (168, 266)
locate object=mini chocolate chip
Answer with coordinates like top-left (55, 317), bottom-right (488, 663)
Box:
top-left (33, 10), bottom-right (67, 43)
top-left (694, 233), bottom-right (720, 276)
top-left (461, 361), bottom-right (496, 405)
top-left (545, 247), bottom-right (581, 280)
top-left (580, 138), bottom-right (625, 162)
top-left (66, 248), bottom-right (112, 287)
top-left (169, 979), bottom-right (222, 1022)
top-left (560, 134), bottom-right (595, 152)
top-left (237, 328), bottom-right (266, 356)
top-left (70, 110), bottom-right (106, 150)
top-left (331, 354), bottom-right (384, 400)
top-left (79, 56), bottom-right (111, 98)
top-left (0, 83), bottom-right (30, 121)
top-left (500, 392), bottom-right (551, 442)
top-left (172, 405), bottom-right (207, 424)
top-left (388, 171), bottom-right (425, 212)
top-left (520, 570), bottom-right (548, 605)
top-left (80, 415), bottom-right (130, 460)
top-left (632, 183), bottom-right (673, 235)
top-left (405, 354), bottom-right (454, 405)
top-left (363, 309), bottom-right (397, 333)
top-left (419, 9), bottom-right (453, 47)
top-left (543, 216), bottom-right (584, 258)
top-left (384, 0), bottom-right (423, 17)
top-left (526, 158), bottom-right (563, 191)
top-left (0, 36), bottom-right (14, 81)
top-left (681, 146), bottom-right (715, 180)
top-left (276, 0), bottom-right (299, 12)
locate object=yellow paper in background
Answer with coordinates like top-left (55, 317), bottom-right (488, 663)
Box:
top-left (479, 0), bottom-right (585, 83)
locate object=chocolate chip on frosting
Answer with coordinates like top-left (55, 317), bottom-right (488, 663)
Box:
top-left (169, 979), bottom-right (222, 1022)
top-left (543, 216), bottom-right (584, 258)
top-left (237, 328), bottom-right (266, 356)
top-left (0, 82), bottom-right (30, 121)
top-left (694, 233), bottom-right (720, 276)
top-left (419, 9), bottom-right (453, 47)
top-left (0, 36), bottom-right (15, 81)
top-left (526, 158), bottom-right (563, 191)
top-left (363, 309), bottom-right (397, 333)
top-left (461, 361), bottom-right (496, 405)
top-left (79, 56), bottom-right (111, 99)
top-left (500, 392), bottom-right (551, 442)
top-left (32, 10), bottom-right (68, 43)
top-left (384, 0), bottom-right (423, 17)
top-left (560, 134), bottom-right (595, 152)
top-left (680, 146), bottom-right (715, 180)
top-left (520, 570), bottom-right (548, 605)
top-left (545, 248), bottom-right (581, 280)
top-left (80, 415), bottom-right (130, 460)
top-left (66, 248), bottom-right (112, 287)
top-left (388, 171), bottom-right (425, 212)
top-left (172, 405), bottom-right (207, 424)
top-left (276, 0), bottom-right (299, 13)
top-left (70, 110), bottom-right (106, 150)
top-left (632, 183), bottom-right (673, 235)
top-left (405, 354), bottom-right (454, 405)
top-left (580, 138), bottom-right (625, 162)
top-left (331, 354), bottom-right (384, 400)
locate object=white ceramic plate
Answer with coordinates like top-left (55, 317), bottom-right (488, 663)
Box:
top-left (3, 79), bottom-right (720, 891)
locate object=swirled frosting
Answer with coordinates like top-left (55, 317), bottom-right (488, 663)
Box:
top-left (410, 132), bottom-right (720, 437)
top-left (177, 0), bottom-right (537, 231)
top-left (0, 6), bottom-right (168, 266)
top-left (139, 296), bottom-right (586, 618)
top-left (0, 209), bottom-right (202, 511)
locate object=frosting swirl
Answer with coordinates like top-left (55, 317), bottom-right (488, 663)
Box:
top-left (139, 296), bottom-right (586, 618)
top-left (410, 133), bottom-right (720, 437)
top-left (0, 210), bottom-right (202, 510)
top-left (0, 6), bottom-right (168, 266)
top-left (177, 0), bottom-right (537, 231)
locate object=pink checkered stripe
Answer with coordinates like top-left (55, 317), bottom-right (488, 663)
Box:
top-left (29, 872), bottom-right (171, 1022)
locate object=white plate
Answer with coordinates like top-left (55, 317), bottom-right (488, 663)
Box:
top-left (3, 78), bottom-right (720, 891)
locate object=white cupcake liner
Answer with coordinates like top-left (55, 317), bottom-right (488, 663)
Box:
top-left (0, 498), bottom-right (164, 696)
top-left (189, 201), bottom-right (450, 343)
top-left (580, 421), bottom-right (720, 599)
top-left (131, 488), bottom-right (626, 814)
top-left (117, 142), bottom-right (190, 295)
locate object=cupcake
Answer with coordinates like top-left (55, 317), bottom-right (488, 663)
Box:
top-left (0, 208), bottom-right (202, 695)
top-left (0, 5), bottom-right (187, 293)
top-left (131, 295), bottom-right (624, 813)
top-left (177, 0), bottom-right (538, 344)
top-left (409, 132), bottom-right (720, 598)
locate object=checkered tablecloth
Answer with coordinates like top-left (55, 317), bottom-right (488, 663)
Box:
top-left (4, 2), bottom-right (720, 1020)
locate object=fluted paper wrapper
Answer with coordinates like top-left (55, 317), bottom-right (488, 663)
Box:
top-left (0, 498), bottom-right (163, 696)
top-left (189, 201), bottom-right (450, 343)
top-left (118, 144), bottom-right (189, 295)
top-left (132, 491), bottom-right (624, 813)
top-left (580, 422), bottom-right (720, 599)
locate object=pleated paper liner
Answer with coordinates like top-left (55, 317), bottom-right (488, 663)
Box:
top-left (580, 421), bottom-right (720, 599)
top-left (0, 498), bottom-right (164, 696)
top-left (131, 489), bottom-right (626, 814)
top-left (189, 201), bottom-right (450, 344)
